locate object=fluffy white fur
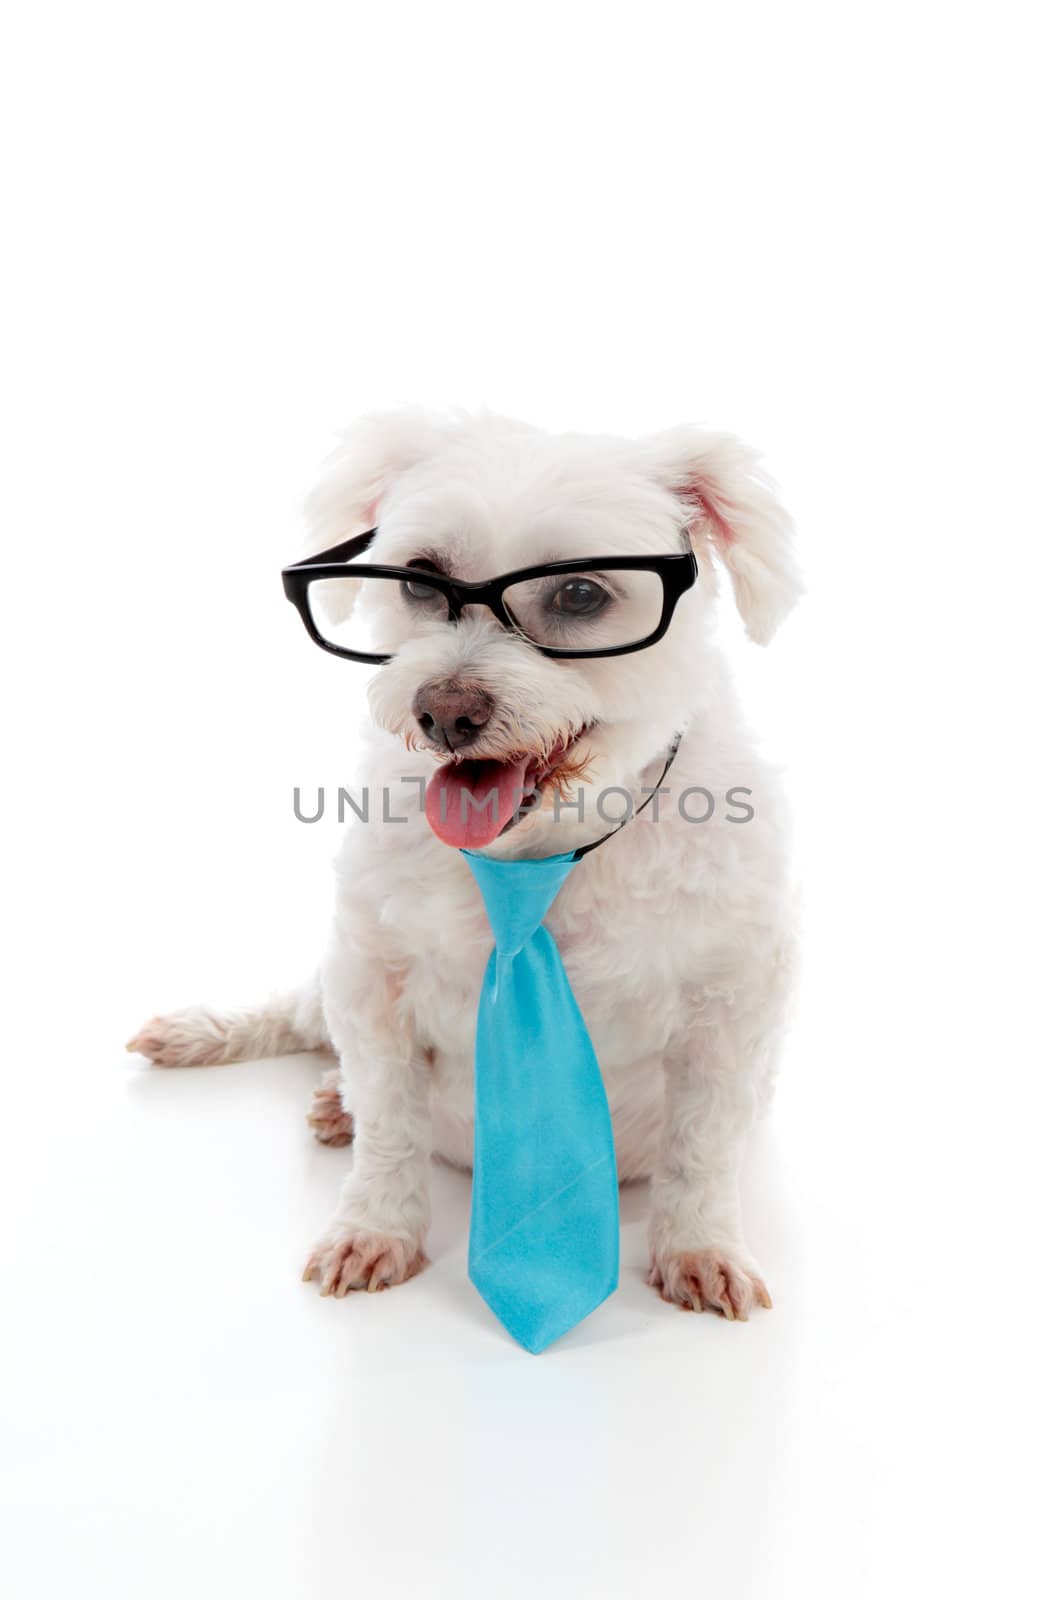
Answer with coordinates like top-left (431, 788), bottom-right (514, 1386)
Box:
top-left (129, 409), bottom-right (801, 1322)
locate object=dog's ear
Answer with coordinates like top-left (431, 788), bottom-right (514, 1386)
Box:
top-left (302, 408), bottom-right (450, 620)
top-left (638, 426), bottom-right (802, 644)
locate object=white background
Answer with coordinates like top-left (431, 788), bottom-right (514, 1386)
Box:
top-left (2, 3), bottom-right (1036, 1596)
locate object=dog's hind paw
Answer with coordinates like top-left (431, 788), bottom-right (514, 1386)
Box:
top-left (125, 1008), bottom-right (231, 1068)
top-left (302, 1230), bottom-right (427, 1298)
top-left (649, 1247), bottom-right (771, 1322)
top-left (307, 1068), bottom-right (355, 1146)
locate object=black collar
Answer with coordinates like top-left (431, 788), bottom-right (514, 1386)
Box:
top-left (572, 733), bottom-right (684, 860)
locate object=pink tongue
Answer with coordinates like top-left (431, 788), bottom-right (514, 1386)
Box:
top-left (425, 757), bottom-right (530, 848)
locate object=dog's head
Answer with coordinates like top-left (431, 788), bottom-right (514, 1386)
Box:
top-left (304, 409), bottom-right (800, 856)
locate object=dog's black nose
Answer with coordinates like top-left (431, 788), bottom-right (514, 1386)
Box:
top-left (412, 680), bottom-right (495, 752)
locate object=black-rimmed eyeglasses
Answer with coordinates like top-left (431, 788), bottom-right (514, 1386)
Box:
top-left (282, 528), bottom-right (698, 665)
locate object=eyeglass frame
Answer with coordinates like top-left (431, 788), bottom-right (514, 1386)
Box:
top-left (281, 527), bottom-right (699, 665)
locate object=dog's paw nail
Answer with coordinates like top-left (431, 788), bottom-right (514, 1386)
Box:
top-left (303, 1232), bottom-right (426, 1300)
top-left (651, 1247), bottom-right (769, 1324)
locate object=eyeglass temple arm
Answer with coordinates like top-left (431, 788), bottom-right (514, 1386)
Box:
top-left (283, 528), bottom-right (378, 572)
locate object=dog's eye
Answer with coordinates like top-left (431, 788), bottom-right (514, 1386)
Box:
top-left (547, 578), bottom-right (611, 618)
top-left (401, 561), bottom-right (444, 605)
top-left (403, 577), bottom-right (439, 602)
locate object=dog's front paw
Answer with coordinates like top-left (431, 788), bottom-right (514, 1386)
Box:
top-left (302, 1229), bottom-right (427, 1298)
top-left (649, 1247), bottom-right (772, 1322)
top-left (306, 1068), bottom-right (355, 1146)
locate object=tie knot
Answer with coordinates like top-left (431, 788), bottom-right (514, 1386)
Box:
top-left (461, 849), bottom-right (578, 955)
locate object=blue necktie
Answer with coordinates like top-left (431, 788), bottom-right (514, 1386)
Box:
top-left (461, 847), bottom-right (619, 1353)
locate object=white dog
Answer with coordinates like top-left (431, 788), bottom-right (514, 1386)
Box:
top-left (128, 409), bottom-right (801, 1321)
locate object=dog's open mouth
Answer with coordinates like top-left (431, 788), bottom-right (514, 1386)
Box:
top-left (424, 727), bottom-right (591, 849)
